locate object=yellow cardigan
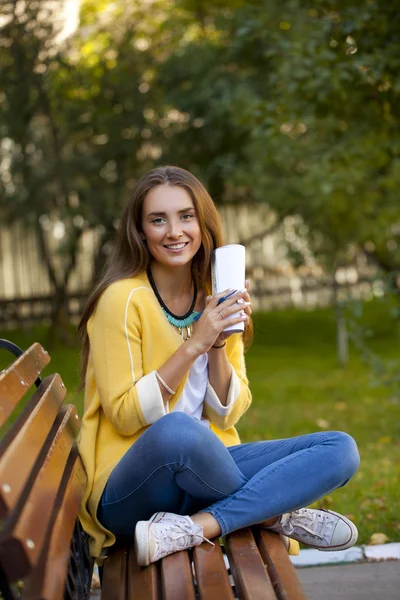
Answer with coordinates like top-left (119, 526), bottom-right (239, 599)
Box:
top-left (78, 273), bottom-right (253, 558)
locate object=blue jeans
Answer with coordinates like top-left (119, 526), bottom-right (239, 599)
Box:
top-left (98, 412), bottom-right (360, 538)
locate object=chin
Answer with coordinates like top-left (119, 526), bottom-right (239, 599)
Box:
top-left (159, 251), bottom-right (196, 268)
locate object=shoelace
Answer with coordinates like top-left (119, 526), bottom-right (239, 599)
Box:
top-left (158, 522), bottom-right (214, 554)
top-left (280, 509), bottom-right (324, 540)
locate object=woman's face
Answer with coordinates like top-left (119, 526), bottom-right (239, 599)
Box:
top-left (141, 185), bottom-right (202, 269)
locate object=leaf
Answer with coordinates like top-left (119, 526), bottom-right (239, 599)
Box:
top-left (334, 401), bottom-right (347, 411)
top-left (368, 532), bottom-right (389, 545)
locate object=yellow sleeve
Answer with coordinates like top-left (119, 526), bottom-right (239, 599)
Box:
top-left (202, 334), bottom-right (252, 431)
top-left (88, 283), bottom-right (166, 436)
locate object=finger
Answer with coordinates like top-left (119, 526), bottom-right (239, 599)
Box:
top-left (208, 289), bottom-right (236, 308)
top-left (222, 294), bottom-right (251, 315)
top-left (245, 278), bottom-right (250, 290)
top-left (238, 286), bottom-right (251, 303)
top-left (220, 288), bottom-right (248, 308)
top-left (220, 303), bottom-right (250, 319)
top-left (223, 313), bottom-right (247, 328)
top-left (237, 295), bottom-right (251, 308)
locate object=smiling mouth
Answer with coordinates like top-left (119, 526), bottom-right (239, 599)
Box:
top-left (163, 242), bottom-right (189, 250)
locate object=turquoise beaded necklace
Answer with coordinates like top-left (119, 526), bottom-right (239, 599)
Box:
top-left (147, 269), bottom-right (199, 340)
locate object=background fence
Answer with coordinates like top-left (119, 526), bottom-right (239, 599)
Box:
top-left (0, 204), bottom-right (379, 329)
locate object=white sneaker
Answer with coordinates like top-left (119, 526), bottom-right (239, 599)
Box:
top-left (149, 511), bottom-right (176, 524)
top-left (268, 508), bottom-right (358, 551)
top-left (135, 513), bottom-right (213, 566)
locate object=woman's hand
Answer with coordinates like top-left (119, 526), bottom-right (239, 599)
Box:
top-left (187, 283), bottom-right (251, 355)
top-left (212, 278), bottom-right (252, 349)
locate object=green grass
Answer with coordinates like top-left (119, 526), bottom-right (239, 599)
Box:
top-left (1, 301), bottom-right (399, 545)
top-left (241, 304), bottom-right (400, 546)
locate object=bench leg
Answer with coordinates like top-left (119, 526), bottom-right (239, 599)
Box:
top-left (0, 565), bottom-right (15, 600)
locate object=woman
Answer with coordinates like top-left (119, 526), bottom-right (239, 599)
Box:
top-left (78, 166), bottom-right (360, 567)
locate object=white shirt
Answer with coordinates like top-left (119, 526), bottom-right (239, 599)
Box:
top-left (172, 353), bottom-right (210, 427)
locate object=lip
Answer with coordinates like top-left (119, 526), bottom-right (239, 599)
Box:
top-left (163, 241), bottom-right (189, 252)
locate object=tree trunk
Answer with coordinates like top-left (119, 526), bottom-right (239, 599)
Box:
top-left (36, 223), bottom-right (82, 347)
top-left (91, 225), bottom-right (116, 287)
top-left (48, 285), bottom-right (73, 347)
top-left (332, 270), bottom-right (349, 367)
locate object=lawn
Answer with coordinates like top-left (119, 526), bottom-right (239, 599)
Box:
top-left (1, 301), bottom-right (399, 545)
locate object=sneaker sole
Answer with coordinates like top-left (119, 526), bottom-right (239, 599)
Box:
top-left (134, 521), bottom-right (151, 566)
top-left (304, 510), bottom-right (359, 552)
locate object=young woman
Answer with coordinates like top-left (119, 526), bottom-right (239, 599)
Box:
top-left (77, 166), bottom-right (360, 566)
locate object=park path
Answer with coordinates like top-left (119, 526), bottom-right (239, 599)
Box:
top-left (297, 561), bottom-right (399, 600)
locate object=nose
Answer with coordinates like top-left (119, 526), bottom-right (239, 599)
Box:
top-left (166, 220), bottom-right (183, 239)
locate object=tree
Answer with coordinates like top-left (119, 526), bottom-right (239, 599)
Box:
top-left (0, 0), bottom-right (165, 341)
top-left (151, 0), bottom-right (400, 363)
top-left (1, 0), bottom-right (399, 351)
top-left (0, 0), bottom-right (82, 342)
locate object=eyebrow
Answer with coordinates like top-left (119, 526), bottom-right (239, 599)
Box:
top-left (147, 207), bottom-right (195, 217)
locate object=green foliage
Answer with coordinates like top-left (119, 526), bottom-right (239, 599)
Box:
top-left (1, 0), bottom-right (399, 275)
top-left (156, 0), bottom-right (400, 268)
top-left (344, 273), bottom-right (400, 393)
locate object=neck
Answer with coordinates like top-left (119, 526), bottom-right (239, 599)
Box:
top-left (149, 262), bottom-right (193, 299)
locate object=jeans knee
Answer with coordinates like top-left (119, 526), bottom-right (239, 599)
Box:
top-left (327, 431), bottom-right (360, 481)
top-left (158, 411), bottom-right (200, 434)
top-left (151, 412), bottom-right (204, 457)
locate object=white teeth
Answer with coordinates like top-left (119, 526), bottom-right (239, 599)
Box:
top-left (165, 243), bottom-right (187, 249)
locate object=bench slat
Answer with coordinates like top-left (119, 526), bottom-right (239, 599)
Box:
top-left (255, 529), bottom-right (307, 600)
top-left (0, 374), bottom-right (66, 518)
top-left (193, 540), bottom-right (234, 600)
top-left (160, 550), bottom-right (196, 600)
top-left (0, 343), bottom-right (50, 426)
top-left (224, 529), bottom-right (276, 600)
top-left (101, 547), bottom-right (128, 600)
top-left (22, 448), bottom-right (87, 600)
top-left (0, 404), bottom-right (79, 581)
top-left (127, 543), bottom-right (160, 600)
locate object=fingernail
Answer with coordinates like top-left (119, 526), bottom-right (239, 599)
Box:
top-left (241, 288), bottom-right (247, 293)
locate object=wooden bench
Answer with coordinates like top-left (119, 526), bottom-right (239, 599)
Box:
top-left (0, 340), bottom-right (92, 600)
top-left (0, 340), bottom-right (307, 600)
top-left (101, 526), bottom-right (307, 600)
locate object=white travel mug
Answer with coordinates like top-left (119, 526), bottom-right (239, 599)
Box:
top-left (212, 244), bottom-right (246, 333)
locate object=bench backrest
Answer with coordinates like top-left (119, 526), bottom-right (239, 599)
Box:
top-left (0, 341), bottom-right (91, 600)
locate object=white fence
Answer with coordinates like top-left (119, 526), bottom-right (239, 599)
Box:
top-left (0, 203), bottom-right (380, 326)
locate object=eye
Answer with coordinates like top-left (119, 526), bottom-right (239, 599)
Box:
top-left (151, 217), bottom-right (166, 224)
top-left (181, 213), bottom-right (194, 220)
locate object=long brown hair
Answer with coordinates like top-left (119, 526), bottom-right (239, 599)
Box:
top-left (78, 166), bottom-right (253, 387)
